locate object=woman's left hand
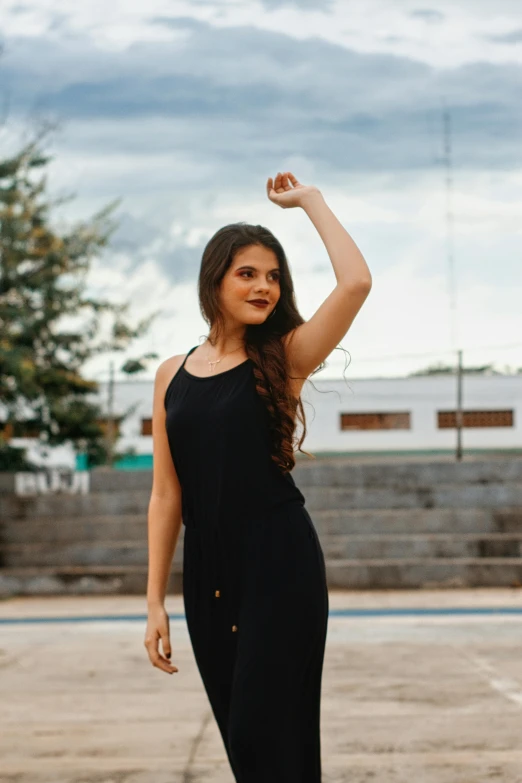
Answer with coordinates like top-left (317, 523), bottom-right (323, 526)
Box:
top-left (266, 171), bottom-right (322, 209)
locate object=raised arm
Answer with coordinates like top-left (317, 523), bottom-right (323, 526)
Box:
top-left (267, 172), bottom-right (372, 378)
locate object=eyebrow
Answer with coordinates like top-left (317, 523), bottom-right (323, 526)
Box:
top-left (236, 265), bottom-right (280, 273)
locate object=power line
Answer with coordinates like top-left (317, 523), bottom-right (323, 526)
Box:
top-left (328, 343), bottom-right (522, 364)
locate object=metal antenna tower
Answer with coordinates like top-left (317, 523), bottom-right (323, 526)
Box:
top-left (442, 104), bottom-right (463, 459)
top-left (442, 104), bottom-right (458, 349)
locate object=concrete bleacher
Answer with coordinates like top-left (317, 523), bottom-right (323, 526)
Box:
top-left (1, 456), bottom-right (522, 595)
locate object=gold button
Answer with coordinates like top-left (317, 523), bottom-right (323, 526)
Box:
top-left (231, 624), bottom-right (238, 632)
top-left (215, 589), bottom-right (220, 598)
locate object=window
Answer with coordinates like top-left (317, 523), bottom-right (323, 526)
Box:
top-left (340, 412), bottom-right (411, 430)
top-left (438, 410), bottom-right (514, 428)
top-left (141, 418), bottom-right (153, 436)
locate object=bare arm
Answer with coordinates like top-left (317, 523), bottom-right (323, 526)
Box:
top-left (267, 172), bottom-right (372, 378)
top-left (144, 357), bottom-right (183, 675)
top-left (299, 189), bottom-right (372, 289)
top-left (146, 358), bottom-right (183, 607)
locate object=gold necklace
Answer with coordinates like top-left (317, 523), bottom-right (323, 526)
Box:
top-left (206, 344), bottom-right (245, 373)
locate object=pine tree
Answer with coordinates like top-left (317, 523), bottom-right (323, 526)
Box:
top-left (0, 132), bottom-right (159, 469)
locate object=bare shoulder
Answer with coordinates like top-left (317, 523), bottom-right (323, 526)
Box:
top-left (156, 353), bottom-right (187, 393)
top-left (158, 353), bottom-right (186, 375)
top-left (151, 355), bottom-right (186, 498)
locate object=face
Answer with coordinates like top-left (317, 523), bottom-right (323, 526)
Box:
top-left (219, 244), bottom-right (281, 325)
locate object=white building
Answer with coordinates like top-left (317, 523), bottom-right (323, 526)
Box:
top-left (91, 372), bottom-right (522, 466)
top-left (6, 372), bottom-right (521, 469)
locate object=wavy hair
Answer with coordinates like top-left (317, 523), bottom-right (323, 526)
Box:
top-left (198, 222), bottom-right (349, 474)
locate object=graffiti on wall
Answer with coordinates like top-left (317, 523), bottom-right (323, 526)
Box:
top-left (14, 470), bottom-right (90, 496)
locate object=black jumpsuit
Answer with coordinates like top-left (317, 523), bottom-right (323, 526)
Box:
top-left (164, 345), bottom-right (329, 782)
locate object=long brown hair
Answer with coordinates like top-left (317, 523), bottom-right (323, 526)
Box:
top-left (198, 222), bottom-right (347, 473)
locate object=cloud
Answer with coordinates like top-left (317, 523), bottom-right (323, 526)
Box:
top-left (149, 15), bottom-right (210, 32)
top-left (485, 28), bottom-right (522, 44)
top-left (9, 4), bottom-right (34, 13)
top-left (2, 23), bottom-right (521, 174)
top-left (259, 0), bottom-right (335, 10)
top-left (409, 9), bottom-right (445, 23)
top-left (1, 4), bottom-right (520, 380)
top-left (90, 208), bottom-right (210, 284)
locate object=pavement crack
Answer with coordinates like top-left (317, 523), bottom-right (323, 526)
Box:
top-left (182, 707), bottom-right (214, 782)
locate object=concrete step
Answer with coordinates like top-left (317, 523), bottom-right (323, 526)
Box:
top-left (5, 459), bottom-right (521, 494)
top-left (4, 531), bottom-right (522, 567)
top-left (309, 507), bottom-right (522, 535)
top-left (321, 533), bottom-right (522, 559)
top-left (0, 539), bottom-right (184, 568)
top-left (0, 565), bottom-right (181, 596)
top-left (324, 558), bottom-right (522, 589)
top-left (3, 481), bottom-right (522, 521)
top-left (294, 458), bottom-right (522, 488)
top-left (0, 514), bottom-right (150, 544)
top-left (82, 459), bottom-right (522, 491)
top-left (2, 509), bottom-right (522, 546)
top-left (0, 470), bottom-right (152, 494)
top-left (2, 557), bottom-right (522, 594)
top-left (304, 482), bottom-right (522, 511)
top-left (0, 490), bottom-right (150, 520)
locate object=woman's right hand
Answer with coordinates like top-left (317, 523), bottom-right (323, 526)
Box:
top-left (266, 171), bottom-right (321, 209)
top-left (144, 603), bottom-right (178, 674)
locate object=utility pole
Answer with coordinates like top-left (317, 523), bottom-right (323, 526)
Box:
top-left (456, 349), bottom-right (463, 461)
top-left (442, 104), bottom-right (463, 460)
top-left (106, 360), bottom-right (115, 466)
top-left (443, 105), bottom-right (458, 350)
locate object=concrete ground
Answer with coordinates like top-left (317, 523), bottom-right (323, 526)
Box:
top-left (1, 588), bottom-right (522, 783)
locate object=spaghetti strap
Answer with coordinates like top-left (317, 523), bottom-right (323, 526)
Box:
top-left (163, 346), bottom-right (198, 410)
top-left (179, 345), bottom-right (198, 370)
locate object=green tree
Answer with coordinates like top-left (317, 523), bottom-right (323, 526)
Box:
top-left (0, 131), bottom-right (159, 469)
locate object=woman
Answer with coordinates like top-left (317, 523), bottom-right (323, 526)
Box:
top-left (144, 171), bottom-right (372, 781)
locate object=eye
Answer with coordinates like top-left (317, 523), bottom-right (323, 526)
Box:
top-left (239, 270), bottom-right (280, 281)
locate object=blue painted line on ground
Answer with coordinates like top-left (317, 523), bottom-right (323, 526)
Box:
top-left (1, 606), bottom-right (522, 625)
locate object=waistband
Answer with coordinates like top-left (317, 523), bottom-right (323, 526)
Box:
top-left (184, 497), bottom-right (305, 636)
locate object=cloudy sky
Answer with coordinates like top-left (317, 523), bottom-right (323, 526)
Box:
top-left (1, 0), bottom-right (521, 381)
